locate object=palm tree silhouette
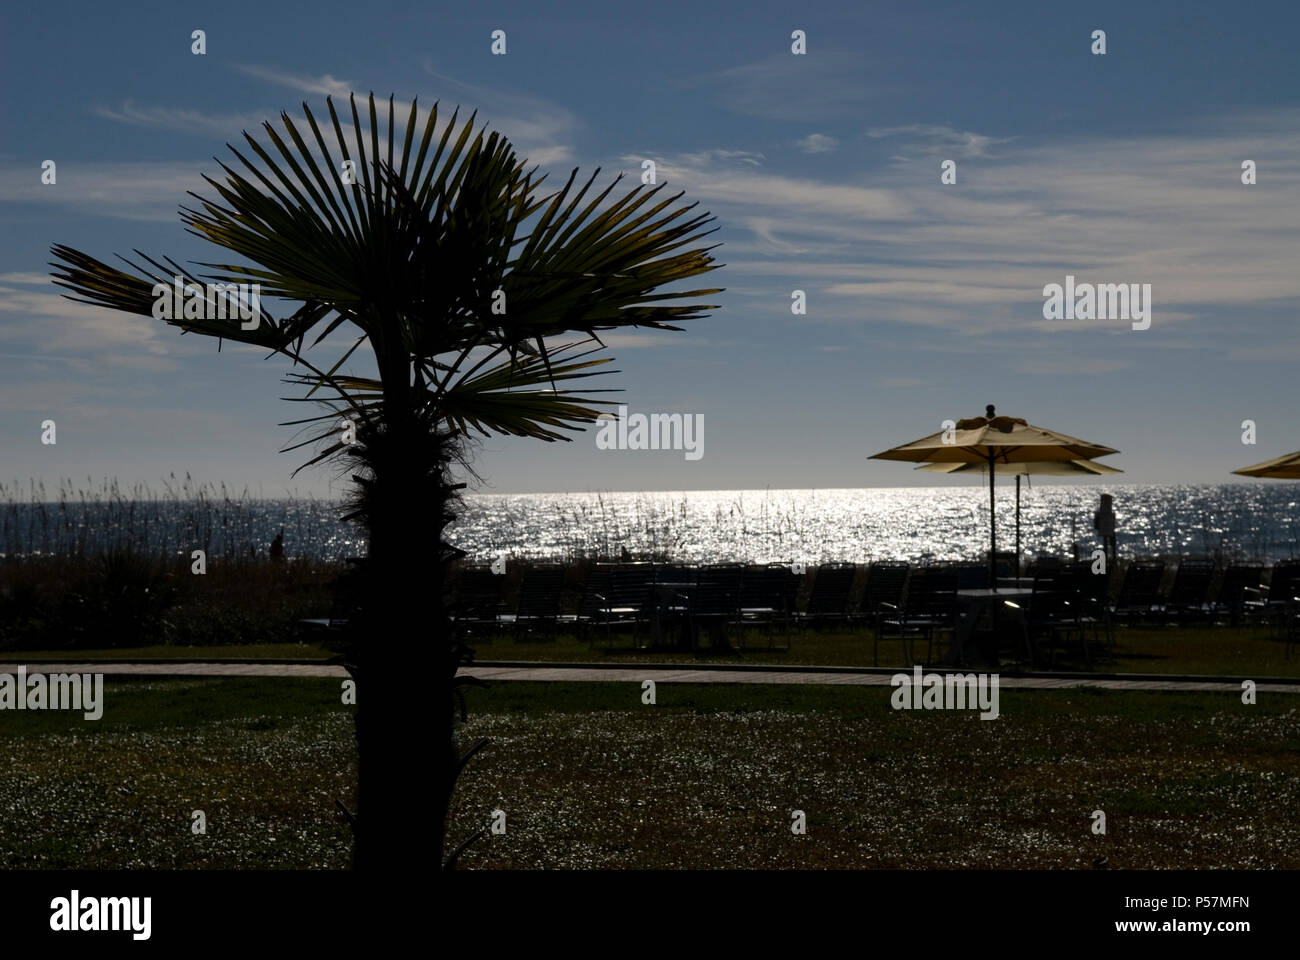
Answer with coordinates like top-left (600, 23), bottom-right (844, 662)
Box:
top-left (49, 93), bottom-right (722, 871)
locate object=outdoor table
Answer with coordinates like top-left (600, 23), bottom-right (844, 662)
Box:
top-left (946, 587), bottom-right (1036, 667)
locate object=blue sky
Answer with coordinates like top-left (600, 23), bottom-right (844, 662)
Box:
top-left (1, 0), bottom-right (1297, 496)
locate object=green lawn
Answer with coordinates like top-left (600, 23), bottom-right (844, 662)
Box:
top-left (0, 642), bottom-right (336, 661)
top-left (3, 614), bottom-right (1290, 682)
top-left (449, 681), bottom-right (1300, 869)
top-left (467, 623), bottom-right (1299, 678)
top-left (0, 678), bottom-right (355, 868)
top-left (5, 624), bottom-right (1290, 680)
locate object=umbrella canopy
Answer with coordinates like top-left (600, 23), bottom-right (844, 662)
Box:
top-left (872, 409), bottom-right (1119, 465)
top-left (915, 459), bottom-right (1122, 477)
top-left (870, 405), bottom-right (1121, 585)
top-left (1232, 450), bottom-right (1300, 480)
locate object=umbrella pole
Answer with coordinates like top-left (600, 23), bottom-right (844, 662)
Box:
top-left (989, 450), bottom-right (997, 588)
top-left (1016, 475), bottom-right (1021, 577)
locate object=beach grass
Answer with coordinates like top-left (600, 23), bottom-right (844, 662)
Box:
top-left (3, 545), bottom-right (1293, 679)
top-left (0, 476), bottom-right (347, 560)
top-left (0, 553), bottom-right (343, 651)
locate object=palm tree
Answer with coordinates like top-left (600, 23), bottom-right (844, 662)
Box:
top-left (50, 93), bottom-right (722, 869)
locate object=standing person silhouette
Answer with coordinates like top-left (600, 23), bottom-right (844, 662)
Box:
top-left (270, 527), bottom-right (285, 562)
top-left (1093, 494), bottom-right (1117, 572)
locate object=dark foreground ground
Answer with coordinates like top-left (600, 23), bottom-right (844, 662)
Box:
top-left (0, 678), bottom-right (355, 868)
top-left (449, 682), bottom-right (1300, 869)
top-left (3, 673), bottom-right (1296, 870)
top-left (2, 606), bottom-right (1295, 870)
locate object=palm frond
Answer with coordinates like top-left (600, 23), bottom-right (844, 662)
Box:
top-left (50, 92), bottom-right (722, 450)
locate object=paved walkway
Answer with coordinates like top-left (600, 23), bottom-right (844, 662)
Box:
top-left (468, 663), bottom-right (1300, 693)
top-left (3, 660), bottom-right (1297, 693)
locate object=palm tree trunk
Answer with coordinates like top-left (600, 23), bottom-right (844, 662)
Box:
top-left (342, 346), bottom-right (468, 871)
top-left (434, 479), bottom-right (457, 869)
top-left (346, 350), bottom-right (435, 870)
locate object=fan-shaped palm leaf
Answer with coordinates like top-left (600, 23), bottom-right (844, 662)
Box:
top-left (50, 92), bottom-right (722, 447)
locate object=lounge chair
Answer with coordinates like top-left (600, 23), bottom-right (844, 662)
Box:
top-left (1162, 558), bottom-right (1215, 624)
top-left (795, 564), bottom-right (857, 629)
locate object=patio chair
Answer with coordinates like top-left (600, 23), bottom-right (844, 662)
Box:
top-left (561, 564), bottom-right (607, 644)
top-left (1212, 563), bottom-right (1265, 627)
top-left (737, 564), bottom-right (799, 649)
top-left (451, 566), bottom-right (507, 642)
top-left (875, 566), bottom-right (957, 666)
top-left (1285, 596), bottom-right (1300, 658)
top-left (501, 565), bottom-right (566, 641)
top-left (1026, 555), bottom-right (1065, 577)
top-left (686, 564), bottom-right (744, 651)
top-left (1027, 569), bottom-right (1089, 667)
top-left (586, 563), bottom-right (656, 650)
top-left (1111, 560), bottom-right (1166, 626)
top-left (653, 564), bottom-right (697, 585)
top-left (1265, 561), bottom-right (1300, 625)
top-left (954, 563), bottom-right (987, 590)
top-left (1161, 558), bottom-right (1215, 624)
top-left (1060, 560), bottom-right (1113, 653)
top-left (989, 550), bottom-right (1017, 578)
top-left (858, 561), bottom-right (910, 633)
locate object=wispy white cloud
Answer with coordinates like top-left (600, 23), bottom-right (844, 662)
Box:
top-left (233, 65), bottom-right (356, 100)
top-left (0, 280), bottom-right (171, 359)
top-left (681, 52), bottom-right (892, 122)
top-left (420, 63), bottom-right (581, 167)
top-left (743, 217), bottom-right (806, 251)
top-left (36, 60), bottom-right (583, 224)
top-left (867, 124), bottom-right (1014, 158)
top-left (652, 110), bottom-right (1300, 341)
top-left (596, 331), bottom-right (695, 349)
top-left (641, 151), bottom-right (912, 223)
top-left (94, 101), bottom-right (271, 140)
top-left (0, 161), bottom-right (206, 220)
top-left (523, 145), bottom-right (575, 167)
top-left (795, 133), bottom-right (839, 154)
top-left (226, 63), bottom-right (581, 169)
top-left (677, 149), bottom-right (764, 167)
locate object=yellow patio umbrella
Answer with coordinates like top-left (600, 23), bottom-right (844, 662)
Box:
top-left (869, 404), bottom-right (1121, 586)
top-left (1232, 450), bottom-right (1300, 480)
top-left (917, 458), bottom-right (1123, 571)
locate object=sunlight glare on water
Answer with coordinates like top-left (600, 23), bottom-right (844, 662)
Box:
top-left (450, 484), bottom-right (1300, 565)
top-left (4, 484), bottom-right (1296, 564)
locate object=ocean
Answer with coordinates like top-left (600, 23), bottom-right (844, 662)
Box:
top-left (4, 484), bottom-right (1297, 566)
